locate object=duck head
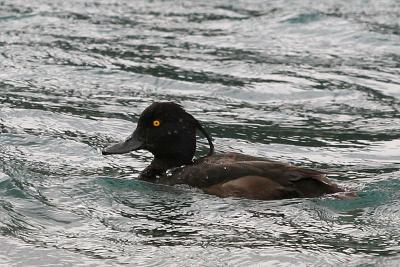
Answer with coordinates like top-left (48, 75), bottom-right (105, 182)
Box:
top-left (102, 102), bottom-right (214, 168)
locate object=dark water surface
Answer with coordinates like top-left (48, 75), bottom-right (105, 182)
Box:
top-left (1, 0), bottom-right (400, 266)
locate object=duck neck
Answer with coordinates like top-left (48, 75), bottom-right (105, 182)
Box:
top-left (138, 156), bottom-right (191, 181)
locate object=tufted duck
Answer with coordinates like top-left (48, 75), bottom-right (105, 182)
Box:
top-left (102, 102), bottom-right (344, 200)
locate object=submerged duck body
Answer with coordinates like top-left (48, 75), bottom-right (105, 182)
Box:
top-left (103, 102), bottom-right (343, 200)
top-left (158, 152), bottom-right (341, 200)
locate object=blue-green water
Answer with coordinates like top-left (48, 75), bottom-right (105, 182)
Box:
top-left (1, 0), bottom-right (400, 266)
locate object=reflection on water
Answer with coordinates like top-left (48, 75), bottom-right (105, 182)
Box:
top-left (1, 0), bottom-right (400, 266)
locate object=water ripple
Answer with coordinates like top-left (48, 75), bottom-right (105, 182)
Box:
top-left (1, 0), bottom-right (400, 266)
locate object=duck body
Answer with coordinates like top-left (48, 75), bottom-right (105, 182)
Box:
top-left (143, 152), bottom-right (341, 200)
top-left (103, 102), bottom-right (343, 200)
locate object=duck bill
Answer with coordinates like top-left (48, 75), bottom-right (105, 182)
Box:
top-left (102, 130), bottom-right (144, 155)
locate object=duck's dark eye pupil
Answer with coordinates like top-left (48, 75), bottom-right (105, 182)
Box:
top-left (153, 120), bottom-right (161, 127)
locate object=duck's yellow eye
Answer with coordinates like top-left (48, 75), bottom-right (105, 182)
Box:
top-left (153, 120), bottom-right (161, 127)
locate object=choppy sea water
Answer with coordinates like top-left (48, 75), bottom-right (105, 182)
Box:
top-left (1, 0), bottom-right (400, 266)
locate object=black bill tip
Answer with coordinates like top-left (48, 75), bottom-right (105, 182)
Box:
top-left (101, 131), bottom-right (144, 155)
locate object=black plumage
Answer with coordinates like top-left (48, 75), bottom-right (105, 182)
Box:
top-left (103, 102), bottom-right (343, 200)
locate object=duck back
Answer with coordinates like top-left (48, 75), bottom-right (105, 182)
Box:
top-left (159, 152), bottom-right (342, 199)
